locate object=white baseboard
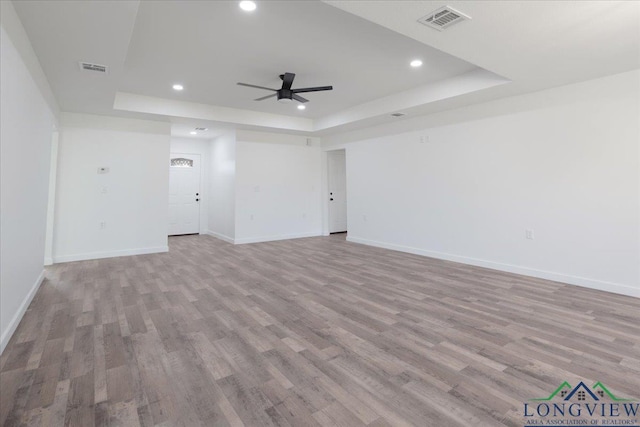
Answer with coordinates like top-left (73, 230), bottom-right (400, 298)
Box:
top-left (206, 230), bottom-right (235, 244)
top-left (53, 246), bottom-right (168, 263)
top-left (1, 270), bottom-right (45, 355)
top-left (346, 236), bottom-right (639, 298)
top-left (235, 231), bottom-right (322, 245)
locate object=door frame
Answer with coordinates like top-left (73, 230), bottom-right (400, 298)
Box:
top-left (169, 152), bottom-right (203, 235)
top-left (322, 148), bottom-right (348, 236)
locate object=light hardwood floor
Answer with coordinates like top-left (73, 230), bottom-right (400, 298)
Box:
top-left (1, 234), bottom-right (639, 426)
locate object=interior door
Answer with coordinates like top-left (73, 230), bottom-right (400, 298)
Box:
top-left (168, 153), bottom-right (201, 235)
top-left (328, 150), bottom-right (347, 233)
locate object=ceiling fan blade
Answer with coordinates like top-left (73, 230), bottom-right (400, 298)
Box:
top-left (292, 94), bottom-right (309, 103)
top-left (237, 82), bottom-right (277, 91)
top-left (254, 93), bottom-right (277, 101)
top-left (281, 72), bottom-right (295, 90)
top-left (291, 86), bottom-right (333, 94)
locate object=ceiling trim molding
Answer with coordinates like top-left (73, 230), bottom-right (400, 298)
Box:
top-left (114, 92), bottom-right (314, 132)
top-left (114, 68), bottom-right (509, 136)
top-left (313, 69), bottom-right (510, 132)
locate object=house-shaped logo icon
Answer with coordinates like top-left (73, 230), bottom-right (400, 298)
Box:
top-left (531, 381), bottom-right (633, 402)
top-left (524, 380), bottom-right (639, 424)
top-left (563, 382), bottom-right (599, 401)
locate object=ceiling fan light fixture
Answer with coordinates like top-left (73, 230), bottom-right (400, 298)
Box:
top-left (172, 83), bottom-right (184, 91)
top-left (410, 59), bottom-right (423, 67)
top-left (278, 97), bottom-right (293, 103)
top-left (297, 105), bottom-right (306, 110)
top-left (239, 1), bottom-right (256, 12)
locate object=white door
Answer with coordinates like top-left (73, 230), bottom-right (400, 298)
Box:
top-left (169, 153), bottom-right (201, 235)
top-left (328, 150), bottom-right (347, 233)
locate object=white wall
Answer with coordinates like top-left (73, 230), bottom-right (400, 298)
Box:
top-left (53, 113), bottom-right (171, 262)
top-left (170, 137), bottom-right (210, 233)
top-left (234, 131), bottom-right (322, 244)
top-left (207, 130), bottom-right (236, 242)
top-left (0, 3), bottom-right (58, 353)
top-left (325, 70), bottom-right (640, 298)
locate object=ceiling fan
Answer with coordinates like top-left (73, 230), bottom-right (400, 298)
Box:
top-left (237, 72), bottom-right (333, 104)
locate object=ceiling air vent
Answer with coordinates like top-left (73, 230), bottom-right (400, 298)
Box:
top-left (391, 112), bottom-right (406, 118)
top-left (418, 6), bottom-right (470, 31)
top-left (195, 127), bottom-right (208, 131)
top-left (79, 62), bottom-right (108, 73)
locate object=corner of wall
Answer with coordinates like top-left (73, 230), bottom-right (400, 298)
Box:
top-left (0, 270), bottom-right (45, 355)
top-left (205, 230), bottom-right (235, 244)
top-left (208, 130), bottom-right (237, 241)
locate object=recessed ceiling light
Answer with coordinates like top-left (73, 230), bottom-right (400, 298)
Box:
top-left (190, 131), bottom-right (197, 135)
top-left (297, 105), bottom-right (306, 110)
top-left (239, 1), bottom-right (256, 12)
top-left (410, 59), bottom-right (423, 68)
top-left (172, 84), bottom-right (184, 91)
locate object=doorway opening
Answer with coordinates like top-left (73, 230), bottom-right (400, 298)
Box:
top-left (168, 153), bottom-right (201, 236)
top-left (327, 149), bottom-right (347, 234)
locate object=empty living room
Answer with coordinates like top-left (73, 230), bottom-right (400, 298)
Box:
top-left (1, 1), bottom-right (639, 426)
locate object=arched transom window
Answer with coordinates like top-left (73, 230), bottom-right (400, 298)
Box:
top-left (170, 158), bottom-right (193, 168)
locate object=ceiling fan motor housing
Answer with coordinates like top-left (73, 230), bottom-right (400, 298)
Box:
top-left (237, 72), bottom-right (332, 104)
top-left (277, 89), bottom-right (293, 102)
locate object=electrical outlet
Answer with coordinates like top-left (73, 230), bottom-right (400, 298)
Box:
top-left (99, 221), bottom-right (106, 230)
top-left (419, 135), bottom-right (429, 143)
top-left (101, 186), bottom-right (108, 194)
top-left (363, 214), bottom-right (367, 222)
top-left (302, 213), bottom-right (307, 219)
top-left (525, 229), bottom-right (534, 240)
top-left (254, 186), bottom-right (260, 193)
top-left (250, 214), bottom-right (254, 220)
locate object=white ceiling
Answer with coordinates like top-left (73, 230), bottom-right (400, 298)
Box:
top-left (11, 0), bottom-right (640, 136)
top-left (11, 0), bottom-right (139, 117)
top-left (328, 1), bottom-right (640, 91)
top-left (121, 0), bottom-right (479, 118)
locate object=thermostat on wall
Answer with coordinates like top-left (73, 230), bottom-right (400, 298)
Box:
top-left (97, 167), bottom-right (110, 174)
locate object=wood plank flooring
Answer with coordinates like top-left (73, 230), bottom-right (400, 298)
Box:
top-left (1, 234), bottom-right (639, 426)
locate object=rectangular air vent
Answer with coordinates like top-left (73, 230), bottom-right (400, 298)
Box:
top-left (391, 112), bottom-right (406, 117)
top-left (195, 127), bottom-right (208, 131)
top-left (79, 62), bottom-right (108, 73)
top-left (418, 6), bottom-right (470, 31)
